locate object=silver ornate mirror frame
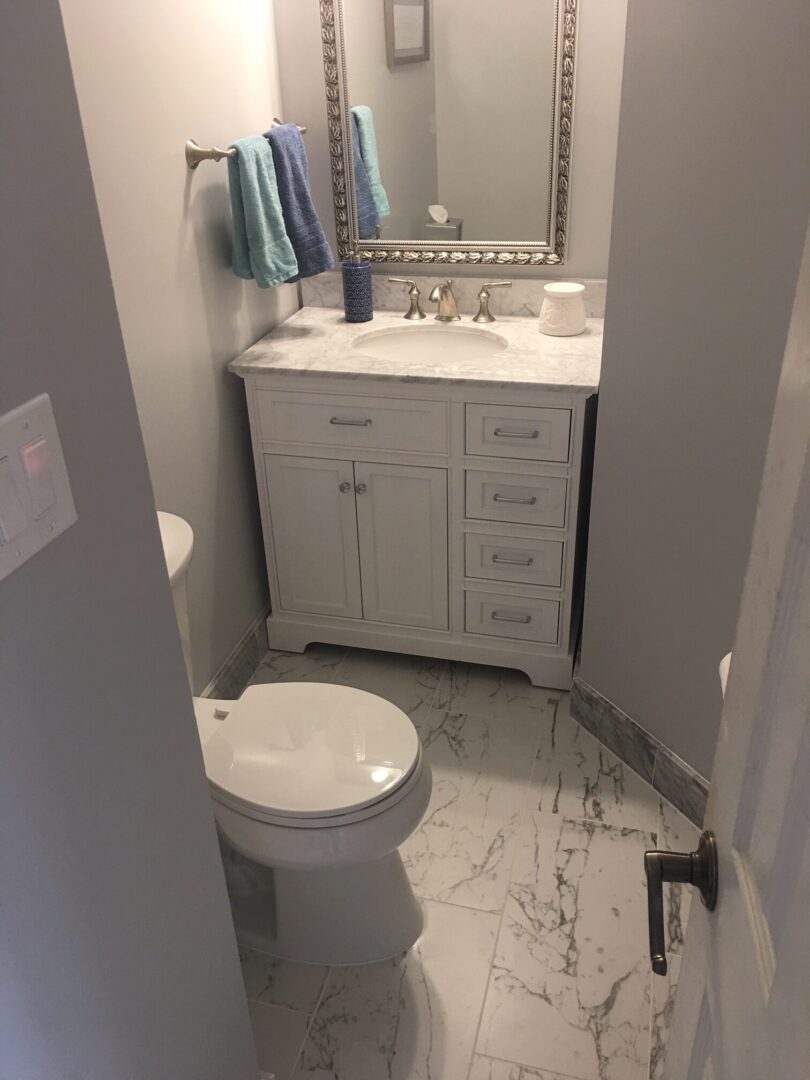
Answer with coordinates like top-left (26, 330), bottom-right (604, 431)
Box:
top-left (319, 0), bottom-right (577, 266)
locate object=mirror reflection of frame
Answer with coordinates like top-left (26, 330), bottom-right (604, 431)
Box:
top-left (319, 0), bottom-right (577, 267)
top-left (384, 0), bottom-right (430, 67)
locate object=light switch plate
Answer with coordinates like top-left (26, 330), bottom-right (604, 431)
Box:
top-left (0, 394), bottom-right (77, 582)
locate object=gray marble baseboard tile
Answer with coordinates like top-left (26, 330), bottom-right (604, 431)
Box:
top-left (651, 747), bottom-right (710, 831)
top-left (202, 604), bottom-right (270, 700)
top-left (570, 675), bottom-right (708, 827)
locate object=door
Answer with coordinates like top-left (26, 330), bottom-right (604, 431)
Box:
top-left (265, 454), bottom-right (362, 618)
top-left (354, 461), bottom-right (449, 630)
top-left (664, 227), bottom-right (810, 1079)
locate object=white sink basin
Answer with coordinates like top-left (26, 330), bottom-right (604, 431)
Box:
top-left (353, 324), bottom-right (508, 364)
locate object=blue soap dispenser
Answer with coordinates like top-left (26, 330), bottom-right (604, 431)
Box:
top-left (342, 246), bottom-right (374, 323)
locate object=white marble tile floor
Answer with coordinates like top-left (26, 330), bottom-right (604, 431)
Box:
top-left (237, 646), bottom-right (690, 1080)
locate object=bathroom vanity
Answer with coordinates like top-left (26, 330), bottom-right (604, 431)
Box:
top-left (230, 308), bottom-right (601, 688)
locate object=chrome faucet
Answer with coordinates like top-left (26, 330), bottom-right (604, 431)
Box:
top-left (428, 279), bottom-right (460, 322)
top-left (473, 281), bottom-right (512, 323)
top-left (388, 277), bottom-right (426, 320)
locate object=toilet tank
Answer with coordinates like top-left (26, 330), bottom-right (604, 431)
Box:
top-left (157, 511), bottom-right (194, 689)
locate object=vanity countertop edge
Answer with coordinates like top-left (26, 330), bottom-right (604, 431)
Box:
top-left (228, 307), bottom-right (602, 394)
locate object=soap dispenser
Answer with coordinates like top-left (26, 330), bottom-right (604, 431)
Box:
top-left (342, 246), bottom-right (374, 323)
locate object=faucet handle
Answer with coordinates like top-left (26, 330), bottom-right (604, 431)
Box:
top-left (473, 280), bottom-right (512, 323)
top-left (388, 277), bottom-right (426, 321)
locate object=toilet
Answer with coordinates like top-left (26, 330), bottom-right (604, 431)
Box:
top-left (157, 512), bottom-right (432, 966)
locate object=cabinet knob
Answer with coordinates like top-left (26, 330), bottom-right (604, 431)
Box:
top-left (339, 481), bottom-right (352, 493)
top-left (355, 482), bottom-right (368, 495)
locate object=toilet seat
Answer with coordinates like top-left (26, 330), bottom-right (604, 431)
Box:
top-left (198, 683), bottom-right (422, 828)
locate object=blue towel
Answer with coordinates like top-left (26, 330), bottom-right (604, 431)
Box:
top-left (265, 124), bottom-right (334, 280)
top-left (351, 114), bottom-right (381, 241)
top-left (351, 105), bottom-right (390, 218)
top-left (227, 135), bottom-right (298, 288)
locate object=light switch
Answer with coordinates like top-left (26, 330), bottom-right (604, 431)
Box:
top-left (0, 457), bottom-right (28, 543)
top-left (21, 436), bottom-right (57, 518)
top-left (0, 394), bottom-right (77, 582)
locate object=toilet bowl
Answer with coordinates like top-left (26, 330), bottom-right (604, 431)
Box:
top-left (158, 511), bottom-right (432, 965)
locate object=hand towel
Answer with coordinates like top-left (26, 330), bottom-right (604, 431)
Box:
top-left (227, 135), bottom-right (298, 288)
top-left (351, 105), bottom-right (390, 218)
top-left (351, 113), bottom-right (381, 240)
top-left (265, 123), bottom-right (334, 280)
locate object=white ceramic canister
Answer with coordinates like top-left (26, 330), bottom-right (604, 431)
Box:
top-left (538, 282), bottom-right (587, 336)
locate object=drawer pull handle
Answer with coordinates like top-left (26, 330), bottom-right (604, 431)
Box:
top-left (330, 416), bottom-right (372, 426)
top-left (492, 553), bottom-right (534, 567)
top-left (493, 493), bottom-right (537, 505)
top-left (493, 428), bottom-right (540, 439)
top-left (491, 611), bottom-right (532, 624)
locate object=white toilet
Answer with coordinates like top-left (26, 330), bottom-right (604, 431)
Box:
top-left (157, 512), bottom-right (432, 966)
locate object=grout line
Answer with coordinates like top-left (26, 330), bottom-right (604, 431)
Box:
top-left (475, 1050), bottom-right (592, 1080)
top-left (464, 695), bottom-right (558, 1078)
top-left (285, 966), bottom-right (333, 1080)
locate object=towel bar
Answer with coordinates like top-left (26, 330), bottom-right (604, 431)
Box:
top-left (186, 118), bottom-right (307, 169)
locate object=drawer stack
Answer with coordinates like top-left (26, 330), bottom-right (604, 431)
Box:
top-left (462, 402), bottom-right (573, 647)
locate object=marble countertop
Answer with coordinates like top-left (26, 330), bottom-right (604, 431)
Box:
top-left (229, 307), bottom-right (602, 393)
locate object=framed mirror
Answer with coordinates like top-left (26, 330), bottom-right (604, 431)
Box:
top-left (319, 0), bottom-right (577, 266)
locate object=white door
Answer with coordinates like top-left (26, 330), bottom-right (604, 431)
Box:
top-left (664, 226), bottom-right (810, 1079)
top-left (354, 461), bottom-right (449, 630)
top-left (265, 454), bottom-right (363, 619)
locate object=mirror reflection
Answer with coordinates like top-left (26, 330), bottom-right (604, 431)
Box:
top-left (342, 0), bottom-right (560, 246)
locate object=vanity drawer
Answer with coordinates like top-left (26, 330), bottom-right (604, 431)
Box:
top-left (465, 590), bottom-right (560, 644)
top-left (465, 532), bottom-right (564, 588)
top-left (255, 390), bottom-right (447, 454)
top-left (466, 404), bottom-right (571, 463)
top-left (465, 469), bottom-right (567, 527)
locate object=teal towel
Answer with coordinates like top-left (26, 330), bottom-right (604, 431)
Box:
top-left (227, 136), bottom-right (298, 288)
top-left (351, 106), bottom-right (390, 218)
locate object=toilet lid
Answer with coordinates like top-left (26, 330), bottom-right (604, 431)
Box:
top-left (202, 682), bottom-right (421, 820)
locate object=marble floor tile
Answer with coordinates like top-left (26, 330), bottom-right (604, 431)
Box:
top-left (402, 708), bottom-right (543, 912)
top-left (331, 647), bottom-right (446, 724)
top-left (293, 899), bottom-right (499, 1080)
top-left (477, 813), bottom-right (654, 1080)
top-left (648, 956), bottom-right (681, 1080)
top-left (469, 1053), bottom-right (584, 1080)
top-left (240, 945), bottom-right (329, 1013)
top-left (530, 697), bottom-right (660, 833)
top-left (249, 1000), bottom-right (312, 1080)
top-left (248, 644), bottom-right (347, 686)
top-left (657, 800), bottom-right (699, 959)
top-left (435, 661), bottom-right (559, 724)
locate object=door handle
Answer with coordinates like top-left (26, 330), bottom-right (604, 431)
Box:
top-left (644, 830), bottom-right (718, 976)
top-left (330, 416), bottom-right (372, 426)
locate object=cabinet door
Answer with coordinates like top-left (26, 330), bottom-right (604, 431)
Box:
top-left (354, 462), bottom-right (448, 630)
top-left (264, 455), bottom-right (362, 618)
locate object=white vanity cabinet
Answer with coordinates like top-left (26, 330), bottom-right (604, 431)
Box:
top-left (240, 362), bottom-right (596, 689)
top-left (265, 453), bottom-right (448, 630)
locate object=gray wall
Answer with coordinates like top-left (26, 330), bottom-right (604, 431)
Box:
top-left (61, 0), bottom-right (301, 693)
top-left (343, 0), bottom-right (439, 238)
top-left (0, 4), bottom-right (256, 1077)
top-left (580, 0), bottom-right (810, 777)
top-left (273, 0), bottom-right (628, 278)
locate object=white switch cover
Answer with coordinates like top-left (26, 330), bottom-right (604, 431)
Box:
top-left (0, 394), bottom-right (77, 582)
